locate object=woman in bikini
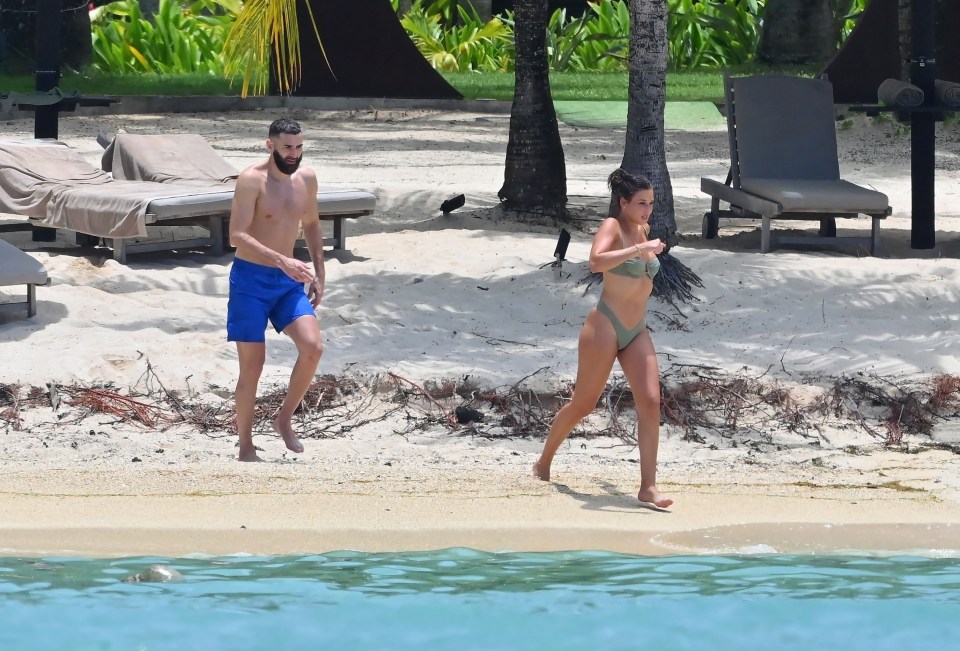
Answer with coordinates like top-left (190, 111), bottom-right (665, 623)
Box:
top-left (533, 169), bottom-right (673, 509)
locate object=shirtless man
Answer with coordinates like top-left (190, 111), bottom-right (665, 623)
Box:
top-left (227, 117), bottom-right (324, 461)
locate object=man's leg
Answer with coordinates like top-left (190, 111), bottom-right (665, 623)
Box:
top-left (235, 342), bottom-right (266, 461)
top-left (275, 315), bottom-right (324, 453)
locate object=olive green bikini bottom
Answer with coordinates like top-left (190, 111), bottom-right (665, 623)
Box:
top-left (597, 300), bottom-right (646, 351)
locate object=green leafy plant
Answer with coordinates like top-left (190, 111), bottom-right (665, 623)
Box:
top-left (402, 0), bottom-right (766, 73)
top-left (668, 0), bottom-right (764, 69)
top-left (91, 0), bottom-right (238, 75)
top-left (401, 0), bottom-right (511, 72)
top-left (221, 0), bottom-right (324, 96)
top-left (544, 0), bottom-right (630, 73)
top-left (90, 0), bottom-right (870, 84)
top-left (835, 0), bottom-right (869, 45)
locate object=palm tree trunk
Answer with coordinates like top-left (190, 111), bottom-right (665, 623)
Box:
top-left (899, 0), bottom-right (911, 80)
top-left (619, 0), bottom-right (700, 303)
top-left (498, 0), bottom-right (567, 214)
top-left (472, 0), bottom-right (494, 21)
top-left (759, 0), bottom-right (836, 65)
top-left (619, 0), bottom-right (675, 247)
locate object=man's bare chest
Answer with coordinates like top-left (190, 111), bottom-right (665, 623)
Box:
top-left (255, 186), bottom-right (308, 221)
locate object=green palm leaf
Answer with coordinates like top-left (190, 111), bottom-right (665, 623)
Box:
top-left (223, 0), bottom-right (329, 97)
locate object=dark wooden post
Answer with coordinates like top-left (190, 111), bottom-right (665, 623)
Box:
top-left (34, 0), bottom-right (62, 140)
top-left (909, 0), bottom-right (936, 249)
top-left (32, 0), bottom-right (62, 242)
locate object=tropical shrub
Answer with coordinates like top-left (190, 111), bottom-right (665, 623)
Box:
top-left (544, 0), bottom-right (630, 72)
top-left (90, 0), bottom-right (872, 80)
top-left (90, 0), bottom-right (239, 75)
top-left (398, 0), bottom-right (765, 73)
top-left (835, 0), bottom-right (869, 43)
top-left (668, 0), bottom-right (764, 68)
top-left (400, 0), bottom-right (511, 72)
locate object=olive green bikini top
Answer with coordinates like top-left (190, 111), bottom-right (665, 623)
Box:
top-left (608, 255), bottom-right (660, 279)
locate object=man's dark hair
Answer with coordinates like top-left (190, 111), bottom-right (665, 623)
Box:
top-left (269, 117), bottom-right (302, 138)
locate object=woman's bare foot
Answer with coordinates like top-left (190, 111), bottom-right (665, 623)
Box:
top-left (273, 419), bottom-right (304, 454)
top-left (638, 486), bottom-right (673, 509)
top-left (238, 445), bottom-right (263, 462)
top-left (532, 460), bottom-right (551, 481)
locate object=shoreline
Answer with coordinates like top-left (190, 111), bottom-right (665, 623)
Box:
top-left (3, 455), bottom-right (960, 558)
top-left (4, 501), bottom-right (958, 559)
top-left (5, 522), bottom-right (959, 558)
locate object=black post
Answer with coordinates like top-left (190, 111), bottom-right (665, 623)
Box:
top-left (32, 0), bottom-right (62, 242)
top-left (35, 0), bottom-right (62, 140)
top-left (910, 0), bottom-right (936, 249)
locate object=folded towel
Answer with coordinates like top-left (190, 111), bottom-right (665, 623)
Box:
top-left (878, 79), bottom-right (924, 107)
top-left (3, 87), bottom-right (81, 108)
top-left (934, 79), bottom-right (960, 109)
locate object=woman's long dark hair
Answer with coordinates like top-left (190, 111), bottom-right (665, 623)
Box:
top-left (607, 168), bottom-right (652, 204)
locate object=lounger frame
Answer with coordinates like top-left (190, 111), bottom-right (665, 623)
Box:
top-left (0, 238), bottom-right (48, 318)
top-left (104, 210), bottom-right (370, 264)
top-left (701, 74), bottom-right (891, 254)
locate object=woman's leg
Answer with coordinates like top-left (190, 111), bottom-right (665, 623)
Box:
top-left (534, 310), bottom-right (619, 481)
top-left (618, 330), bottom-right (673, 508)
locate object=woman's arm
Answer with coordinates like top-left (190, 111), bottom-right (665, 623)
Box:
top-left (588, 218), bottom-right (660, 273)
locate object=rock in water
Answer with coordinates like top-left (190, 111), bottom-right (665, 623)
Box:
top-left (123, 564), bottom-right (184, 583)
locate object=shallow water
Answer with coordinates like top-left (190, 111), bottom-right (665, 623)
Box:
top-left (3, 550), bottom-right (959, 650)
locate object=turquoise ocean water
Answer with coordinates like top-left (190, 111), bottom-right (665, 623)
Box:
top-left (3, 549), bottom-right (959, 650)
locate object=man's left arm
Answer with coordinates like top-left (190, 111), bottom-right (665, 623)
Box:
top-left (301, 170), bottom-right (325, 307)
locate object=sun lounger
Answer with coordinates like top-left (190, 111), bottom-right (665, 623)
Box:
top-left (100, 133), bottom-right (376, 251)
top-left (700, 74), bottom-right (891, 254)
top-left (0, 138), bottom-right (236, 263)
top-left (0, 238), bottom-right (48, 318)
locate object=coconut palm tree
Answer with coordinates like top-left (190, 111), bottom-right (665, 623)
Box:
top-left (498, 0), bottom-right (567, 215)
top-left (617, 0), bottom-right (700, 301)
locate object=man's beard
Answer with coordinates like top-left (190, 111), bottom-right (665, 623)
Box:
top-left (273, 150), bottom-right (303, 175)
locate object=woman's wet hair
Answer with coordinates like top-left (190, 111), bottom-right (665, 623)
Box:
top-left (607, 168), bottom-right (652, 201)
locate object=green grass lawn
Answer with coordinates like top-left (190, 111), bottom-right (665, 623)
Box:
top-left (0, 70), bottom-right (723, 102)
top-left (0, 71), bottom-right (242, 96)
top-left (445, 70), bottom-right (725, 102)
top-left (1, 66), bottom-right (816, 103)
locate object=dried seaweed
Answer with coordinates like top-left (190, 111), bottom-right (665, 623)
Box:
top-left (62, 386), bottom-right (167, 428)
top-left (3, 362), bottom-right (958, 454)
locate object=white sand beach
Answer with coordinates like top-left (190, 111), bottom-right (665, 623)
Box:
top-left (1, 106), bottom-right (959, 557)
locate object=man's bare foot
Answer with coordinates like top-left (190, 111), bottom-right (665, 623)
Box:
top-left (532, 460), bottom-right (550, 481)
top-left (273, 419), bottom-right (305, 454)
top-left (238, 446), bottom-right (263, 462)
top-left (638, 486), bottom-right (673, 509)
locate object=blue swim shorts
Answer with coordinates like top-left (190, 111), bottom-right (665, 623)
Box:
top-left (227, 258), bottom-right (315, 342)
